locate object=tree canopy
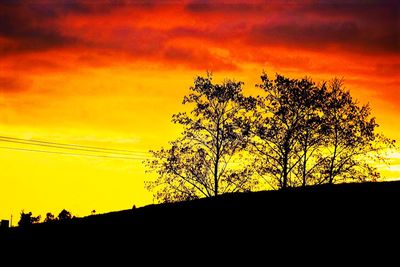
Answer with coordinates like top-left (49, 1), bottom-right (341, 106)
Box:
top-left (249, 74), bottom-right (328, 188)
top-left (249, 74), bottom-right (395, 189)
top-left (18, 211), bottom-right (40, 227)
top-left (57, 209), bottom-right (72, 221)
top-left (145, 74), bottom-right (259, 203)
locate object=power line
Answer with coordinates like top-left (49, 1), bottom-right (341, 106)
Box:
top-left (0, 146), bottom-right (148, 160)
top-left (0, 135), bottom-right (146, 154)
top-left (0, 138), bottom-right (144, 156)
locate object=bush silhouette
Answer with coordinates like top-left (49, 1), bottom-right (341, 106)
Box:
top-left (44, 212), bottom-right (56, 222)
top-left (18, 211), bottom-right (40, 227)
top-left (57, 209), bottom-right (72, 221)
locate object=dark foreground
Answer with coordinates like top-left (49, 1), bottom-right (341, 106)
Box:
top-left (1, 181), bottom-right (400, 259)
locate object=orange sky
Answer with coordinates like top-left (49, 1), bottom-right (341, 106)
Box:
top-left (0, 0), bottom-right (399, 221)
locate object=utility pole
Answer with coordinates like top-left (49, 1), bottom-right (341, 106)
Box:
top-left (10, 214), bottom-right (12, 227)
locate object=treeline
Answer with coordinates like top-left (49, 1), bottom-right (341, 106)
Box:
top-left (18, 209), bottom-right (75, 227)
top-left (145, 72), bottom-right (395, 203)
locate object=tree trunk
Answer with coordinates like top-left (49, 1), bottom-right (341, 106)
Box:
top-left (302, 153), bottom-right (307, 187)
top-left (214, 115), bottom-right (221, 196)
top-left (328, 134), bottom-right (338, 184)
top-left (282, 163), bottom-right (288, 188)
top-left (282, 140), bottom-right (289, 189)
top-left (214, 151), bottom-right (219, 196)
top-left (302, 138), bottom-right (308, 187)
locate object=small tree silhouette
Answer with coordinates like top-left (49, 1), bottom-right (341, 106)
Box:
top-left (44, 212), bottom-right (55, 222)
top-left (57, 209), bottom-right (72, 221)
top-left (18, 210), bottom-right (40, 227)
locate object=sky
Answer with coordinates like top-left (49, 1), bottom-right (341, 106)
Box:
top-left (0, 0), bottom-right (399, 221)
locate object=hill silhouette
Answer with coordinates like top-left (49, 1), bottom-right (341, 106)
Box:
top-left (1, 181), bottom-right (399, 260)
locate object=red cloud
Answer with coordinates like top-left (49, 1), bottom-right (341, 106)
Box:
top-left (0, 0), bottom-right (398, 70)
top-left (0, 75), bottom-right (31, 93)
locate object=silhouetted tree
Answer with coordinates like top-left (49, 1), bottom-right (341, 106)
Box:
top-left (57, 209), bottom-right (72, 221)
top-left (249, 74), bottom-right (327, 188)
top-left (44, 212), bottom-right (55, 222)
top-left (18, 211), bottom-right (40, 227)
top-left (291, 82), bottom-right (329, 187)
top-left (145, 72), bottom-right (395, 195)
top-left (320, 78), bottom-right (395, 183)
top-left (249, 73), bottom-right (395, 188)
top-left (145, 73), bottom-right (258, 202)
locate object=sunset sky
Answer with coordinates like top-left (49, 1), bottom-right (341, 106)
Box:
top-left (0, 0), bottom-right (399, 221)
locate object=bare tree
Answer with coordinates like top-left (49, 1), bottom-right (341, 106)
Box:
top-left (249, 73), bottom-right (327, 188)
top-left (146, 72), bottom-right (395, 196)
top-left (145, 74), bottom-right (258, 203)
top-left (321, 78), bottom-right (395, 184)
top-left (290, 80), bottom-right (328, 187)
top-left (249, 73), bottom-right (395, 189)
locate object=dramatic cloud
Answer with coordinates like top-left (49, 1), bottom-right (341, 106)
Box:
top-left (1, 0), bottom-right (397, 66)
top-left (0, 1), bottom-right (77, 55)
top-left (185, 0), bottom-right (399, 54)
top-left (0, 0), bottom-right (398, 84)
top-left (185, 0), bottom-right (263, 13)
top-left (0, 0), bottom-right (158, 55)
top-left (0, 75), bottom-right (31, 93)
top-left (249, 20), bottom-right (398, 54)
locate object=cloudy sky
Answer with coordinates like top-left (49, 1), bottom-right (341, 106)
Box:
top-left (0, 0), bottom-right (399, 219)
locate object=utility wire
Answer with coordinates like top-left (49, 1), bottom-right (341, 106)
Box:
top-left (0, 138), bottom-right (145, 156)
top-left (0, 146), bottom-right (148, 160)
top-left (0, 135), bottom-right (146, 154)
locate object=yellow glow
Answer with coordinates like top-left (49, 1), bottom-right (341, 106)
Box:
top-left (0, 66), bottom-right (199, 220)
top-left (1, 62), bottom-right (399, 221)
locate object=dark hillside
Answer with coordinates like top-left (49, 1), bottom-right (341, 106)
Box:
top-left (1, 181), bottom-right (400, 259)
